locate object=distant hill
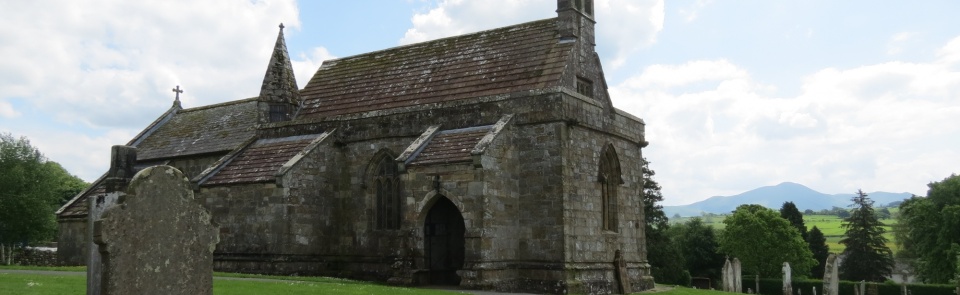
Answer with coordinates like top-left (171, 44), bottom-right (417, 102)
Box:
top-left (663, 182), bottom-right (913, 217)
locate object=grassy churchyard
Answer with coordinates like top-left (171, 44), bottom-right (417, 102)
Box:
top-left (674, 213), bottom-right (899, 254)
top-left (0, 266), bottom-right (734, 295)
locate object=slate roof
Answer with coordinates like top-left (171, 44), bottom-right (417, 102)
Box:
top-left (136, 98), bottom-right (259, 160)
top-left (57, 98), bottom-right (258, 217)
top-left (57, 161), bottom-right (166, 218)
top-left (298, 18), bottom-right (571, 119)
top-left (408, 126), bottom-right (493, 166)
top-left (202, 134), bottom-right (323, 186)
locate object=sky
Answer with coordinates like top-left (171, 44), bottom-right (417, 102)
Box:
top-left (2, 0), bottom-right (959, 206)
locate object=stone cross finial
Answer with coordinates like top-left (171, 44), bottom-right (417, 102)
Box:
top-left (279, 23), bottom-right (284, 30)
top-left (172, 85), bottom-right (183, 101)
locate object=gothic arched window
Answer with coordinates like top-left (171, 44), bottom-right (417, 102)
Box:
top-left (598, 145), bottom-right (621, 232)
top-left (375, 155), bottom-right (401, 229)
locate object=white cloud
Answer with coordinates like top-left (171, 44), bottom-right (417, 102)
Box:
top-left (887, 32), bottom-right (915, 55)
top-left (292, 47), bottom-right (336, 89)
top-left (0, 0), bottom-right (301, 181)
top-left (0, 101), bottom-right (18, 118)
top-left (613, 37), bottom-right (960, 205)
top-left (938, 35), bottom-right (960, 65)
top-left (678, 0), bottom-right (714, 22)
top-left (400, 0), bottom-right (664, 69)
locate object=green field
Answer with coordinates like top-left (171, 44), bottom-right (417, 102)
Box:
top-left (0, 268), bottom-right (732, 295)
top-left (672, 214), bottom-right (899, 254)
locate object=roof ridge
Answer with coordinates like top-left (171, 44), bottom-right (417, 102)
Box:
top-left (318, 18), bottom-right (557, 65)
top-left (180, 97), bottom-right (258, 112)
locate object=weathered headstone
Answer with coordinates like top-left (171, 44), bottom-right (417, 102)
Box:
top-left (614, 249), bottom-right (631, 294)
top-left (723, 258), bottom-right (733, 292)
top-left (813, 286), bottom-right (817, 295)
top-left (756, 274), bottom-right (760, 295)
top-left (94, 165), bottom-right (219, 295)
top-left (823, 254), bottom-right (839, 295)
top-left (783, 262), bottom-right (793, 295)
top-left (87, 145), bottom-right (136, 295)
top-left (733, 257), bottom-right (742, 293)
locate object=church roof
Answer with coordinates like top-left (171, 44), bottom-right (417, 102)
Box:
top-left (58, 98), bottom-right (258, 217)
top-left (201, 134), bottom-right (326, 186)
top-left (408, 126), bottom-right (493, 166)
top-left (136, 98), bottom-right (259, 160)
top-left (298, 18), bottom-right (571, 119)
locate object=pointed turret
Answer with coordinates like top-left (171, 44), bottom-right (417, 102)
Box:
top-left (258, 23), bottom-right (301, 124)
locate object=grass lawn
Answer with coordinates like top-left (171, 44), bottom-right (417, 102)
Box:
top-left (640, 285), bottom-right (736, 294)
top-left (0, 270), bottom-right (737, 295)
top-left (0, 269), bottom-right (460, 295)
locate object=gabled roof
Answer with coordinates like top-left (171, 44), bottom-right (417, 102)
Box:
top-left (58, 98), bottom-right (258, 218)
top-left (408, 126), bottom-right (493, 166)
top-left (400, 115), bottom-right (514, 167)
top-left (201, 133), bottom-right (327, 186)
top-left (56, 160), bottom-right (167, 218)
top-left (136, 98), bottom-right (258, 160)
top-left (298, 18), bottom-right (571, 119)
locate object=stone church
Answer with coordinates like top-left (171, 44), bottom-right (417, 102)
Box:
top-left (56, 1), bottom-right (653, 293)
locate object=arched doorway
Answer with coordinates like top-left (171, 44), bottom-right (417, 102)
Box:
top-left (423, 197), bottom-right (465, 285)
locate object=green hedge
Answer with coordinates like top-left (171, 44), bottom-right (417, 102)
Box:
top-left (738, 277), bottom-right (956, 295)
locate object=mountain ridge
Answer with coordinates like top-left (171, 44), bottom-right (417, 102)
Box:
top-left (663, 182), bottom-right (913, 217)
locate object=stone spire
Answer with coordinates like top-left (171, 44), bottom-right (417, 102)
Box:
top-left (258, 23), bottom-right (301, 123)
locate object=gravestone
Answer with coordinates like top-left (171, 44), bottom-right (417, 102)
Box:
top-left (823, 254), bottom-right (839, 295)
top-left (733, 257), bottom-right (742, 292)
top-left (723, 258), bottom-right (733, 292)
top-left (87, 145), bottom-right (135, 295)
top-left (783, 262), bottom-right (792, 295)
top-left (94, 165), bottom-right (219, 295)
top-left (614, 250), bottom-right (631, 294)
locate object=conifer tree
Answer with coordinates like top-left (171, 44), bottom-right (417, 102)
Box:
top-left (780, 201), bottom-right (808, 240)
top-left (807, 226), bottom-right (830, 278)
top-left (839, 190), bottom-right (894, 282)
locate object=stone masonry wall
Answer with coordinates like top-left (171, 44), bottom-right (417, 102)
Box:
top-left (56, 218), bottom-right (86, 266)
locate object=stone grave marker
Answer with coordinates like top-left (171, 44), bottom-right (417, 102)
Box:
top-left (783, 262), bottom-right (792, 295)
top-left (733, 257), bottom-right (742, 293)
top-left (823, 254), bottom-right (839, 295)
top-left (722, 258), bottom-right (732, 292)
top-left (614, 249), bottom-right (631, 294)
top-left (93, 165), bottom-right (219, 295)
top-left (87, 145), bottom-right (136, 295)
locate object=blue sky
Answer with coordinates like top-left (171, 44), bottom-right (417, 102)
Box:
top-left (2, 0), bottom-right (959, 205)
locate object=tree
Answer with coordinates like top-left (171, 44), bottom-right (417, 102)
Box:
top-left (670, 218), bottom-right (725, 280)
top-left (0, 133), bottom-right (86, 264)
top-left (807, 226), bottom-right (830, 279)
top-left (896, 174), bottom-right (960, 283)
top-left (718, 204), bottom-right (816, 278)
top-left (804, 209), bottom-right (814, 215)
top-left (780, 201), bottom-right (808, 240)
top-left (877, 207), bottom-right (891, 219)
top-left (837, 210), bottom-right (850, 218)
top-left (839, 190), bottom-right (894, 282)
top-left (640, 158), bottom-right (689, 285)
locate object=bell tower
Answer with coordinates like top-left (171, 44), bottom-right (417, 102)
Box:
top-left (557, 0), bottom-right (596, 45)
